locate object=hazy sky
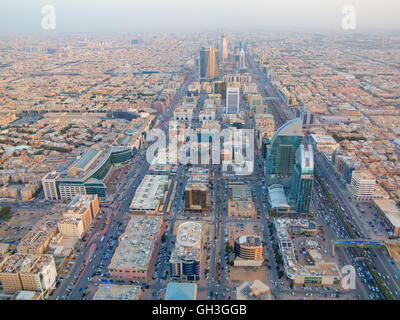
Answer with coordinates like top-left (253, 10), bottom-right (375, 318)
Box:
top-left (0, 0), bottom-right (399, 34)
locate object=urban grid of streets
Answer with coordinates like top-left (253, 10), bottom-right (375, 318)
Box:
top-left (45, 52), bottom-right (400, 300)
top-left (1, 32), bottom-right (400, 301)
top-left (46, 51), bottom-right (400, 301)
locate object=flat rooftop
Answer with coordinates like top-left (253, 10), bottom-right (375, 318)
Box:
top-left (236, 235), bottom-right (262, 247)
top-left (0, 253), bottom-right (54, 274)
top-left (129, 175), bottom-right (169, 211)
top-left (229, 182), bottom-right (252, 201)
top-left (374, 199), bottom-right (400, 228)
top-left (274, 218), bottom-right (340, 279)
top-left (170, 221), bottom-right (202, 264)
top-left (109, 216), bottom-right (162, 270)
top-left (93, 284), bottom-right (141, 300)
top-left (66, 194), bottom-right (97, 215)
top-left (17, 214), bottom-right (60, 253)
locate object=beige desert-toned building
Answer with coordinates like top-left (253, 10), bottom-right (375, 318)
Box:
top-left (17, 215), bottom-right (59, 254)
top-left (93, 284), bottom-right (142, 300)
top-left (129, 175), bottom-right (169, 215)
top-left (228, 200), bottom-right (256, 218)
top-left (60, 194), bottom-right (100, 236)
top-left (233, 235), bottom-right (263, 267)
top-left (57, 216), bottom-right (85, 238)
top-left (108, 216), bottom-right (163, 282)
top-left (0, 253), bottom-right (57, 294)
top-left (236, 280), bottom-right (272, 300)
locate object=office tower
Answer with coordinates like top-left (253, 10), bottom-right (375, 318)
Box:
top-left (194, 56), bottom-right (200, 80)
top-left (185, 183), bottom-right (208, 212)
top-left (220, 31), bottom-right (228, 60)
top-left (200, 45), bottom-right (219, 79)
top-left (332, 149), bottom-right (361, 184)
top-left (249, 94), bottom-right (263, 110)
top-left (348, 170), bottom-right (376, 202)
top-left (259, 50), bottom-right (265, 69)
top-left (239, 43), bottom-right (245, 70)
top-left (169, 222), bottom-right (202, 281)
top-left (265, 118), bottom-right (303, 186)
top-left (42, 172), bottom-right (59, 200)
top-left (296, 107), bottom-right (315, 128)
top-left (226, 87), bottom-right (240, 114)
top-left (234, 235), bottom-right (263, 261)
top-left (290, 144), bottom-right (314, 214)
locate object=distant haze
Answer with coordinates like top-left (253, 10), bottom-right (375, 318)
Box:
top-left (0, 0), bottom-right (399, 34)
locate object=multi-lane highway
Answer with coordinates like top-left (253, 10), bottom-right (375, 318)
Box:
top-left (247, 53), bottom-right (400, 299)
top-left (49, 73), bottom-right (193, 300)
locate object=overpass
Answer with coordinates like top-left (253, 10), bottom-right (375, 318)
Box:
top-left (262, 96), bottom-right (281, 101)
top-left (331, 239), bottom-right (400, 257)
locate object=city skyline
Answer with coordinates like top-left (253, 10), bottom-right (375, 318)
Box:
top-left (0, 0), bottom-right (400, 306)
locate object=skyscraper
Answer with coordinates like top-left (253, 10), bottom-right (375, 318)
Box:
top-left (290, 144), bottom-right (314, 214)
top-left (296, 107), bottom-right (315, 128)
top-left (265, 118), bottom-right (303, 186)
top-left (259, 50), bottom-right (265, 70)
top-left (226, 87), bottom-right (240, 114)
top-left (220, 31), bottom-right (228, 60)
top-left (239, 42), bottom-right (246, 70)
top-left (200, 45), bottom-right (219, 79)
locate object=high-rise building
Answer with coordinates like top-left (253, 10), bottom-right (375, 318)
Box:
top-left (332, 149), bottom-right (361, 184)
top-left (169, 222), bottom-right (202, 281)
top-left (42, 172), bottom-right (59, 200)
top-left (239, 42), bottom-right (246, 70)
top-left (185, 183), bottom-right (208, 212)
top-left (290, 144), bottom-right (314, 214)
top-left (220, 31), bottom-right (228, 61)
top-left (194, 56), bottom-right (200, 80)
top-left (226, 87), bottom-right (240, 114)
top-left (265, 118), bottom-right (303, 186)
top-left (296, 107), bottom-right (315, 128)
top-left (200, 46), bottom-right (219, 79)
top-left (249, 94), bottom-right (263, 110)
top-left (259, 50), bottom-right (265, 70)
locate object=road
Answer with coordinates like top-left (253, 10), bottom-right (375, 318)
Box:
top-left (49, 72), bottom-right (193, 300)
top-left (247, 52), bottom-right (400, 299)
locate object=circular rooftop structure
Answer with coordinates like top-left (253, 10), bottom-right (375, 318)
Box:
top-left (176, 222), bottom-right (201, 248)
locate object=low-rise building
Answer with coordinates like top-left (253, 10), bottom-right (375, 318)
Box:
top-left (233, 235), bottom-right (263, 266)
top-left (93, 284), bottom-right (142, 300)
top-left (236, 280), bottom-right (272, 300)
top-left (228, 200), bottom-right (256, 218)
top-left (17, 215), bottom-right (59, 254)
top-left (129, 175), bottom-right (169, 215)
top-left (0, 253), bottom-right (57, 294)
top-left (108, 216), bottom-right (163, 282)
top-left (274, 218), bottom-right (341, 285)
top-left (373, 199), bottom-right (400, 235)
top-left (165, 282), bottom-right (197, 300)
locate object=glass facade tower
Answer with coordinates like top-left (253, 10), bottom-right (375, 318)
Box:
top-left (290, 144), bottom-right (314, 214)
top-left (265, 118), bottom-right (303, 186)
